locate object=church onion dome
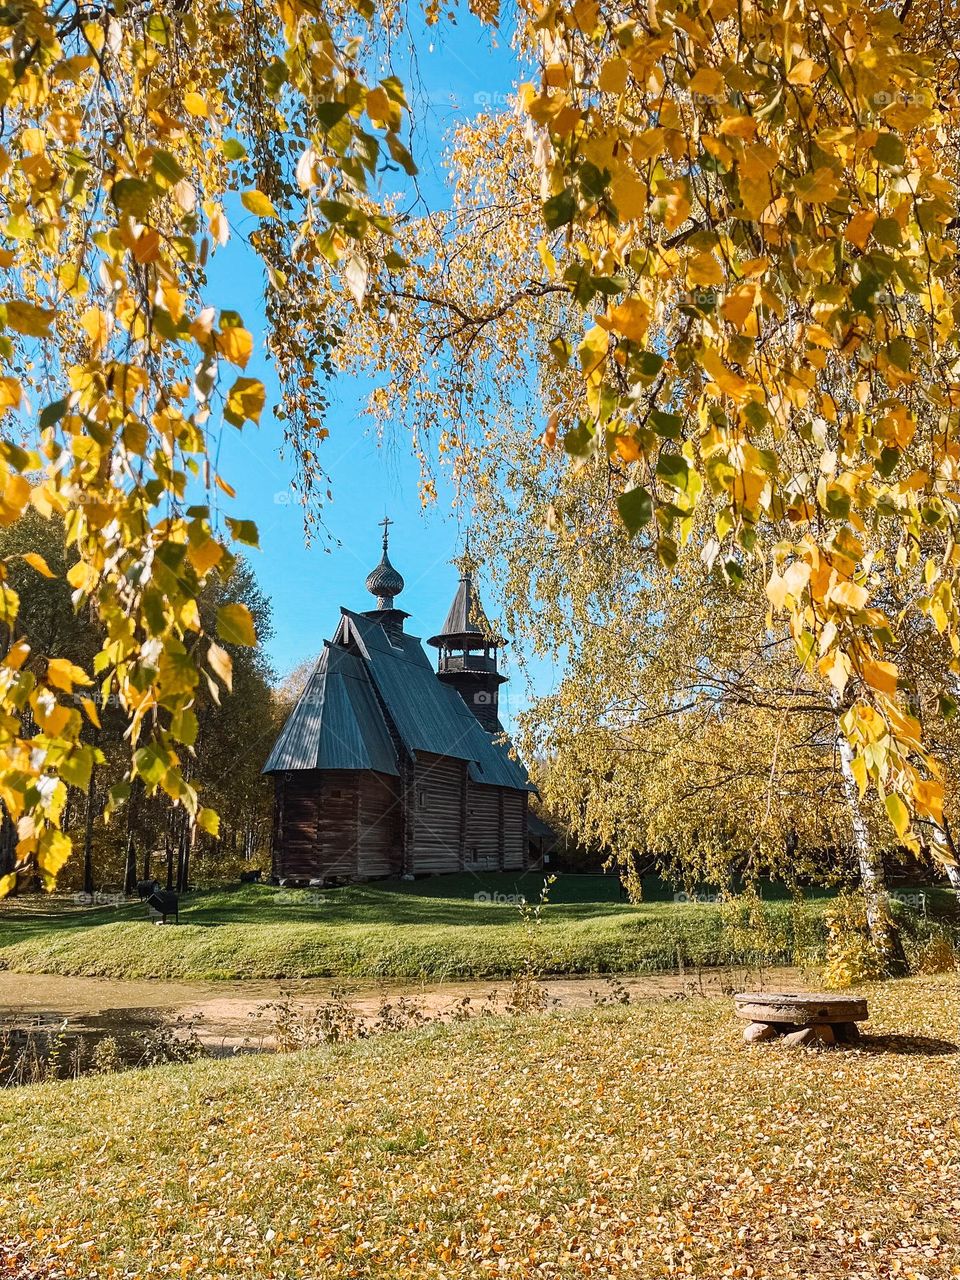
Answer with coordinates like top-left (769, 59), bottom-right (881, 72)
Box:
top-left (365, 553), bottom-right (404, 605)
top-left (365, 517), bottom-right (405, 609)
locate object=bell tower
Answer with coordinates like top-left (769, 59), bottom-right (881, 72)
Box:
top-left (427, 551), bottom-right (507, 733)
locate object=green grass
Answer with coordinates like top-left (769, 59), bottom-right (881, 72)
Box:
top-left (0, 874), bottom-right (952, 981)
top-left (1, 976), bottom-right (957, 1279)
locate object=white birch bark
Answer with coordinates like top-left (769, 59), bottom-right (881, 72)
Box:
top-left (832, 696), bottom-right (903, 967)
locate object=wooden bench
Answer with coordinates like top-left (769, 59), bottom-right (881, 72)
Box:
top-left (735, 991), bottom-right (868, 1047)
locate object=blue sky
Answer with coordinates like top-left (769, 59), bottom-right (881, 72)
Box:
top-left (204, 11), bottom-right (553, 728)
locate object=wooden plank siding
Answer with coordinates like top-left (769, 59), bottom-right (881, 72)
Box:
top-left (274, 770), bottom-right (323, 880)
top-left (274, 769), bottom-right (401, 882)
top-left (411, 751), bottom-right (467, 874)
top-left (356, 771), bottom-right (402, 878)
top-left (272, 763), bottom-right (530, 882)
top-left (316, 777), bottom-right (359, 878)
top-left (502, 789), bottom-right (527, 870)
top-left (465, 782), bottom-right (502, 871)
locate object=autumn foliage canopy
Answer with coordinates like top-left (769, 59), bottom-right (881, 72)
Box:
top-left (1, 0), bottom-right (959, 884)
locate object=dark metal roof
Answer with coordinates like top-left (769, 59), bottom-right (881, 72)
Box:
top-left (340, 610), bottom-right (529, 789)
top-left (427, 572), bottom-right (502, 646)
top-left (264, 608), bottom-right (530, 792)
top-left (263, 642), bottom-right (399, 775)
top-left (528, 811), bottom-right (558, 842)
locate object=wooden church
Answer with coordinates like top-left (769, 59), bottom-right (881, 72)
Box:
top-left (263, 522), bottom-right (532, 882)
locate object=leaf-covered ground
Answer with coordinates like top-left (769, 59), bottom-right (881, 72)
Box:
top-left (1, 976), bottom-right (957, 1278)
top-left (0, 877), bottom-right (859, 981)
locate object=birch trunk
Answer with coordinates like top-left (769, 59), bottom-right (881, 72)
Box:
top-left (834, 708), bottom-right (908, 975)
top-left (930, 818), bottom-right (960, 893)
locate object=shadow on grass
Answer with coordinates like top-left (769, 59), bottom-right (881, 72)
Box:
top-left (859, 1033), bottom-right (959, 1056)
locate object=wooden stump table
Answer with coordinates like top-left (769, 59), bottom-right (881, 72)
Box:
top-left (734, 991), bottom-right (868, 1047)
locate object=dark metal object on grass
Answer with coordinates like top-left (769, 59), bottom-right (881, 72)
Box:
top-left (146, 890), bottom-right (179, 924)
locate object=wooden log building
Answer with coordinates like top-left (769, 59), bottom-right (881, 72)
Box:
top-left (263, 522), bottom-right (534, 882)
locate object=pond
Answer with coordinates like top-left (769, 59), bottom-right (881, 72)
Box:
top-left (0, 964), bottom-right (806, 1082)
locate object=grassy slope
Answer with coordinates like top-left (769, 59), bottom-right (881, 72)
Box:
top-left (1, 977), bottom-right (957, 1279)
top-left (0, 876), bottom-right (844, 980)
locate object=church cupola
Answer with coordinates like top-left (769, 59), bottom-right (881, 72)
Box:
top-left (427, 550), bottom-right (507, 733)
top-left (363, 517), bottom-right (409, 643)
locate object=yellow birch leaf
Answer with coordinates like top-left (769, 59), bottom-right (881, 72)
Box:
top-left (786, 59), bottom-right (826, 85)
top-left (4, 640), bottom-right (30, 670)
top-left (216, 326), bottom-right (254, 369)
top-left (38, 829), bottom-right (72, 880)
top-left (614, 435), bottom-right (642, 462)
top-left (850, 751), bottom-right (868, 799)
top-left (720, 283), bottom-right (757, 330)
top-left (241, 189), bottom-right (277, 218)
top-left (47, 657), bottom-right (92, 692)
top-left (698, 346), bottom-right (751, 401)
top-left (844, 209), bottom-right (877, 250)
top-left (717, 115), bottom-right (757, 139)
top-left (794, 167), bottom-right (840, 203)
top-left (782, 559), bottom-right (811, 598)
top-left (207, 640), bottom-right (233, 691)
top-left (606, 298), bottom-right (649, 343)
top-left (197, 807), bottom-right (220, 837)
top-left (22, 552), bottom-right (55, 578)
top-left (861, 659), bottom-right (898, 695)
top-left (913, 778), bottom-right (944, 824)
top-left (5, 300), bottom-right (54, 336)
top-left (81, 307), bottom-right (109, 352)
top-left (687, 252), bottom-right (724, 286)
top-left (598, 58), bottom-right (628, 94)
top-left (187, 537), bottom-right (224, 575)
top-left (689, 67), bottom-right (725, 99)
top-left (67, 560), bottom-right (97, 591)
top-left (611, 173), bottom-right (647, 220)
top-left (661, 183), bottom-right (691, 231)
top-left (766, 572), bottom-right (788, 610)
top-left (216, 602), bottom-right (256, 647)
top-left (885, 792), bottom-right (910, 840)
top-left (819, 649), bottom-right (850, 694)
top-left (0, 377), bottom-right (21, 410)
top-left (831, 580), bottom-right (869, 611)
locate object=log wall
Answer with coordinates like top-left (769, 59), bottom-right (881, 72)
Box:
top-left (271, 763), bottom-right (528, 881)
top-left (357, 771), bottom-right (402, 878)
top-left (465, 782), bottom-right (502, 871)
top-left (502, 788), bottom-right (528, 871)
top-left (410, 752), bottom-right (467, 874)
